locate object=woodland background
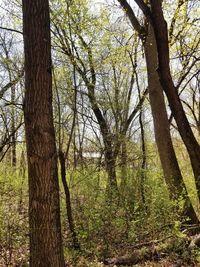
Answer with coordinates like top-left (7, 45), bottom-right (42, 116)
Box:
top-left (0, 0), bottom-right (200, 266)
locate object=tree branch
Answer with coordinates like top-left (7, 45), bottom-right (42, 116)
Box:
top-left (0, 26), bottom-right (23, 35)
top-left (117, 0), bottom-right (146, 38)
top-left (124, 87), bottom-right (148, 133)
top-left (134, 0), bottom-right (153, 22)
top-left (0, 69), bottom-right (24, 99)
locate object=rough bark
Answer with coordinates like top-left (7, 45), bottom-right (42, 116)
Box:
top-left (22, 0), bottom-right (65, 266)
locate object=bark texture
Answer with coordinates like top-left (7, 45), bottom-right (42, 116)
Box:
top-left (22, 0), bottom-right (65, 266)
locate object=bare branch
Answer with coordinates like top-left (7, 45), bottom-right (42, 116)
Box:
top-left (134, 0), bottom-right (153, 22)
top-left (0, 26), bottom-right (23, 35)
top-left (117, 0), bottom-right (146, 38)
top-left (0, 69), bottom-right (24, 99)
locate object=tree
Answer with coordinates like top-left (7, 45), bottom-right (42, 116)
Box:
top-left (0, 30), bottom-right (23, 165)
top-left (134, 0), bottom-right (200, 200)
top-left (51, 0), bottom-right (148, 200)
top-left (118, 0), bottom-right (182, 198)
top-left (22, 0), bottom-right (65, 266)
top-left (118, 0), bottom-right (198, 222)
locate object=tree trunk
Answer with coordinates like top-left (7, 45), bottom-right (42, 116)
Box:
top-left (150, 0), bottom-right (200, 200)
top-left (105, 147), bottom-right (118, 200)
top-left (117, 0), bottom-right (198, 222)
top-left (18, 150), bottom-right (26, 214)
top-left (120, 140), bottom-right (128, 193)
top-left (59, 151), bottom-right (80, 250)
top-left (87, 84), bottom-right (118, 197)
top-left (144, 24), bottom-right (184, 198)
top-left (144, 24), bottom-right (198, 222)
top-left (11, 85), bottom-right (16, 168)
top-left (139, 108), bottom-right (146, 206)
top-left (22, 0), bottom-right (65, 266)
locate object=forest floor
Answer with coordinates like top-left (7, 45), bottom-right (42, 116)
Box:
top-left (68, 254), bottom-right (200, 267)
top-left (73, 260), bottom-right (200, 267)
top-left (85, 258), bottom-right (200, 267)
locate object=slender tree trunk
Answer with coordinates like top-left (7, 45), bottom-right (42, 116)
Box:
top-left (144, 24), bottom-right (198, 222)
top-left (59, 151), bottom-right (80, 249)
top-left (144, 24), bottom-right (184, 198)
top-left (18, 150), bottom-right (26, 214)
top-left (53, 64), bottom-right (79, 250)
top-left (11, 85), bottom-right (16, 168)
top-left (120, 140), bottom-right (128, 192)
top-left (118, 0), bottom-right (198, 222)
top-left (22, 0), bottom-right (65, 266)
top-left (4, 44), bottom-right (17, 168)
top-left (139, 108), bottom-right (146, 206)
top-left (150, 0), bottom-right (200, 199)
top-left (88, 83), bottom-right (118, 196)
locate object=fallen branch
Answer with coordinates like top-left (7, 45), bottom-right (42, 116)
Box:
top-left (189, 234), bottom-right (200, 249)
top-left (104, 233), bottom-right (196, 266)
top-left (117, 235), bottom-right (173, 250)
top-left (104, 247), bottom-right (159, 266)
top-left (182, 224), bottom-right (200, 236)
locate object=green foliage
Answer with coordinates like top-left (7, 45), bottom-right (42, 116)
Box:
top-left (0, 168), bottom-right (28, 266)
top-left (60, 168), bottom-right (184, 258)
top-left (0, 162), bottom-right (199, 266)
top-left (0, 0), bottom-right (199, 265)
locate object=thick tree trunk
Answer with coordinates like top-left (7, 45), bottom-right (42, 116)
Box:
top-left (22, 0), bottom-right (65, 266)
top-left (150, 0), bottom-right (200, 199)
